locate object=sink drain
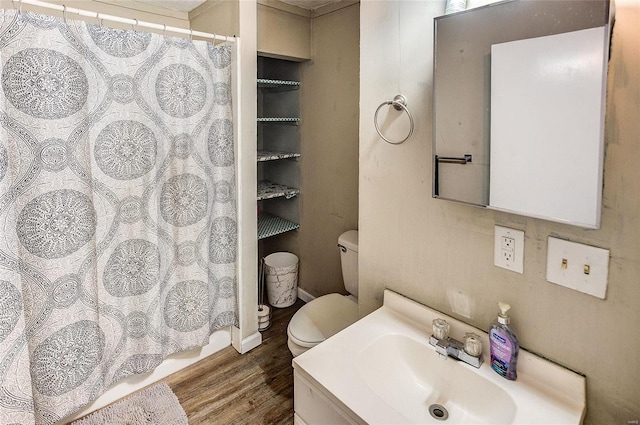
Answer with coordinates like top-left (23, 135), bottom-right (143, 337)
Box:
top-left (429, 404), bottom-right (449, 421)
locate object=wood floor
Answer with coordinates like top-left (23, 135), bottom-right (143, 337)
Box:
top-left (164, 299), bottom-right (304, 424)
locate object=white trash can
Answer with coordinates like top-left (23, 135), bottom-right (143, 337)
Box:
top-left (264, 252), bottom-right (299, 308)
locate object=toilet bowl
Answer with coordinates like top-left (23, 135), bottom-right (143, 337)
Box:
top-left (287, 293), bottom-right (358, 356)
top-left (287, 230), bottom-right (358, 357)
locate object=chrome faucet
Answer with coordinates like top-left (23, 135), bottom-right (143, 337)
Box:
top-left (429, 319), bottom-right (483, 369)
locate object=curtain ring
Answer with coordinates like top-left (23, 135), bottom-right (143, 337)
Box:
top-left (163, 24), bottom-right (167, 37)
top-left (18, 0), bottom-right (23, 15)
top-left (97, 13), bottom-right (103, 27)
top-left (132, 18), bottom-right (138, 32)
top-left (190, 29), bottom-right (193, 40)
top-left (374, 94), bottom-right (414, 145)
top-left (62, 4), bottom-right (68, 23)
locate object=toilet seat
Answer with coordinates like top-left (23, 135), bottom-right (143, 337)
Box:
top-left (287, 293), bottom-right (358, 348)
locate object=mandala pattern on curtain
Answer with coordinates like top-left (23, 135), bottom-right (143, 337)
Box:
top-left (0, 9), bottom-right (237, 425)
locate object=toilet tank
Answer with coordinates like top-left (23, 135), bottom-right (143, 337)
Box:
top-left (338, 230), bottom-right (358, 298)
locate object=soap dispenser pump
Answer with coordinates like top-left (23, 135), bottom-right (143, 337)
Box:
top-left (489, 302), bottom-right (519, 380)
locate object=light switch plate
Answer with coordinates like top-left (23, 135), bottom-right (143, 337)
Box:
top-left (546, 237), bottom-right (609, 299)
top-left (494, 225), bottom-right (524, 273)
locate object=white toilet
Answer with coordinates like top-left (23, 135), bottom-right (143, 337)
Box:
top-left (287, 230), bottom-right (359, 357)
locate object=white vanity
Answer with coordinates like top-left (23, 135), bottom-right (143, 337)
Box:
top-left (292, 290), bottom-right (586, 425)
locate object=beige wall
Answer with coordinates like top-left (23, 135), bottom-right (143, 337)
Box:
top-left (298, 3), bottom-right (359, 297)
top-left (263, 3), bottom-right (359, 298)
top-left (0, 0), bottom-right (191, 29)
top-left (359, 2), bottom-right (639, 424)
top-left (257, 0), bottom-right (311, 60)
top-left (190, 0), bottom-right (239, 37)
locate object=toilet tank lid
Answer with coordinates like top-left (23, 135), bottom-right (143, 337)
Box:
top-left (338, 230), bottom-right (358, 252)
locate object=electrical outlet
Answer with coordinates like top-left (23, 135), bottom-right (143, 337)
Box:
top-left (501, 236), bottom-right (515, 252)
top-left (546, 237), bottom-right (609, 299)
top-left (502, 249), bottom-right (514, 263)
top-left (494, 226), bottom-right (524, 273)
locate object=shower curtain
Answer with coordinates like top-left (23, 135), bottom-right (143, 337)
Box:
top-left (0, 9), bottom-right (237, 425)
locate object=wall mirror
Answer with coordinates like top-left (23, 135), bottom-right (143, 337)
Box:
top-left (432, 0), bottom-right (613, 228)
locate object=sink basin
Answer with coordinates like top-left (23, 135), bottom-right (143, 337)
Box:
top-left (356, 333), bottom-right (516, 424)
top-left (293, 290), bottom-right (586, 425)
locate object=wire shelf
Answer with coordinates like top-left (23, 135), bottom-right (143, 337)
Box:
top-left (257, 150), bottom-right (301, 162)
top-left (257, 78), bottom-right (301, 90)
top-left (258, 213), bottom-right (300, 239)
top-left (257, 117), bottom-right (300, 124)
top-left (258, 181), bottom-right (300, 200)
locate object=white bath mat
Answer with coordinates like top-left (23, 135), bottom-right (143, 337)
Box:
top-left (71, 382), bottom-right (188, 425)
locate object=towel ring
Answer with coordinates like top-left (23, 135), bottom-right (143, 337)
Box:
top-left (374, 94), bottom-right (414, 145)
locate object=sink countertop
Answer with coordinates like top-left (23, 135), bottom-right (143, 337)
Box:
top-left (293, 289), bottom-right (586, 425)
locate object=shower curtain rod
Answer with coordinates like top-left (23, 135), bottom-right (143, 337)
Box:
top-left (11, 0), bottom-right (236, 42)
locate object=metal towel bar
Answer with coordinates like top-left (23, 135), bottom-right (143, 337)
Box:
top-left (434, 154), bottom-right (472, 197)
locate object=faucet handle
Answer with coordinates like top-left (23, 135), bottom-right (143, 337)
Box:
top-left (432, 318), bottom-right (450, 340)
top-left (463, 332), bottom-right (483, 357)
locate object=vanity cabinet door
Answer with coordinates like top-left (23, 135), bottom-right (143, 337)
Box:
top-left (294, 371), bottom-right (361, 425)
